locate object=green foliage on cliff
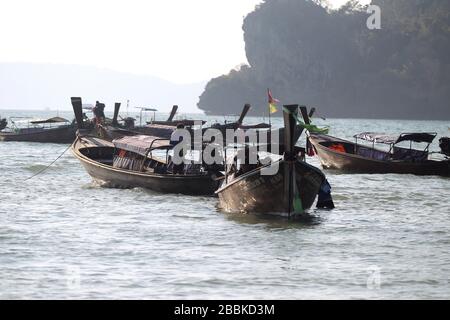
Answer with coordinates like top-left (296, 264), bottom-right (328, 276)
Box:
top-left (198, 0), bottom-right (450, 119)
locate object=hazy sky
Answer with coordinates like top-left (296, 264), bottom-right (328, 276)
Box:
top-left (0, 0), bottom-right (369, 84)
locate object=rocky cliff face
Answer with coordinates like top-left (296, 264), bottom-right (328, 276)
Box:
top-left (198, 0), bottom-right (450, 119)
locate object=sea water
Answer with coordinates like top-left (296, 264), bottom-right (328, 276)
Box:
top-left (0, 109), bottom-right (449, 299)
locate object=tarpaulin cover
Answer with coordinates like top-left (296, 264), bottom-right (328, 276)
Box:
top-left (354, 132), bottom-right (436, 145)
top-left (113, 135), bottom-right (171, 156)
top-left (30, 117), bottom-right (70, 124)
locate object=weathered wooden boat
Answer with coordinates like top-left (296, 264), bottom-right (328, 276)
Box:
top-left (209, 104), bottom-right (269, 131)
top-left (72, 134), bottom-right (222, 195)
top-left (71, 97), bottom-right (137, 141)
top-left (120, 105), bottom-right (206, 138)
top-left (138, 104), bottom-right (257, 140)
top-left (216, 105), bottom-right (333, 217)
top-left (199, 104), bottom-right (300, 147)
top-left (309, 132), bottom-right (450, 177)
top-left (106, 105), bottom-right (181, 139)
top-left (0, 116), bottom-right (76, 143)
top-left (146, 105), bottom-right (207, 126)
top-left (71, 97), bottom-right (205, 140)
top-left (0, 117), bottom-right (7, 131)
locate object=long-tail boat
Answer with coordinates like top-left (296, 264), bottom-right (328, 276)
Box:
top-left (201, 103), bottom-right (301, 147)
top-left (216, 105), bottom-right (333, 217)
top-left (71, 97), bottom-right (136, 141)
top-left (138, 104), bottom-right (256, 140)
top-left (71, 134), bottom-right (221, 195)
top-left (146, 105), bottom-right (206, 127)
top-left (0, 116), bottom-right (76, 143)
top-left (71, 97), bottom-right (205, 140)
top-left (308, 132), bottom-right (450, 177)
top-left (117, 104), bottom-right (207, 137)
top-left (209, 104), bottom-right (270, 131)
top-left (71, 103), bottom-right (222, 195)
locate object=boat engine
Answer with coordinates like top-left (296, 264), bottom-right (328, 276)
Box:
top-left (439, 137), bottom-right (450, 156)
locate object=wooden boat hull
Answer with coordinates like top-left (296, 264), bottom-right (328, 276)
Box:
top-left (309, 134), bottom-right (450, 177)
top-left (216, 160), bottom-right (325, 216)
top-left (72, 137), bottom-right (220, 195)
top-left (0, 126), bottom-right (76, 143)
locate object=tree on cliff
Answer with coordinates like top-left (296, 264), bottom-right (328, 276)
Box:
top-left (198, 0), bottom-right (450, 119)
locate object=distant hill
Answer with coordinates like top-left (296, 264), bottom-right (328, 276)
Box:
top-left (0, 63), bottom-right (205, 113)
top-left (198, 0), bottom-right (450, 120)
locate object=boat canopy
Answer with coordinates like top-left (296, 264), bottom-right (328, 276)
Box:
top-left (30, 117), bottom-right (70, 124)
top-left (137, 107), bottom-right (158, 112)
top-left (113, 135), bottom-right (171, 156)
top-left (354, 132), bottom-right (437, 145)
top-left (146, 124), bottom-right (176, 129)
top-left (147, 120), bottom-right (207, 126)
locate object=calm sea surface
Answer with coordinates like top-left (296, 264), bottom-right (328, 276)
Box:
top-left (0, 110), bottom-right (449, 299)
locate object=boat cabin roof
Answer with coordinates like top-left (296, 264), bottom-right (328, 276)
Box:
top-left (137, 107), bottom-right (158, 112)
top-left (112, 135), bottom-right (171, 156)
top-left (354, 132), bottom-right (437, 145)
top-left (82, 104), bottom-right (94, 110)
top-left (146, 120), bottom-right (206, 126)
top-left (145, 123), bottom-right (176, 129)
top-left (30, 116), bottom-right (70, 124)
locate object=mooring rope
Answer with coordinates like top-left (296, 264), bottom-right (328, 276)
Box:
top-left (24, 144), bottom-right (72, 181)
